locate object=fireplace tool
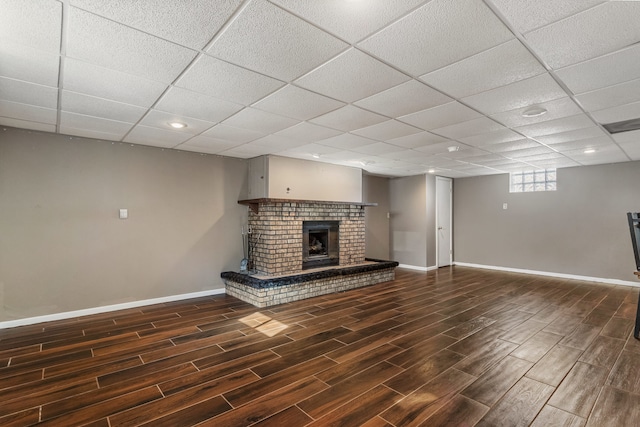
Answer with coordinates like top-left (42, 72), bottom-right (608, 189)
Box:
top-left (240, 225), bottom-right (251, 272)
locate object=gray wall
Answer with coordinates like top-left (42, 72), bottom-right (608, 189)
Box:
top-left (0, 127), bottom-right (247, 321)
top-left (453, 161), bottom-right (640, 282)
top-left (426, 174), bottom-right (437, 267)
top-left (390, 174), bottom-right (428, 267)
top-left (362, 174), bottom-right (390, 260)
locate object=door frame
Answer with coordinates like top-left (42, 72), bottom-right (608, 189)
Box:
top-left (435, 176), bottom-right (453, 267)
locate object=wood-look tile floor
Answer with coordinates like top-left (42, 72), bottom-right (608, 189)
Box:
top-left (1, 266), bottom-right (640, 426)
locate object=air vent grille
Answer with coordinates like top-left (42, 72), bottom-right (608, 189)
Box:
top-left (602, 117), bottom-right (640, 134)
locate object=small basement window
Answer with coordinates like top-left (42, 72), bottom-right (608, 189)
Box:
top-left (510, 169), bottom-right (556, 193)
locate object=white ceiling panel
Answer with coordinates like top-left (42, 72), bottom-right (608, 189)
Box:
top-left (431, 117), bottom-right (505, 140)
top-left (155, 87), bottom-right (243, 123)
top-left (222, 108), bottom-right (298, 134)
top-left (1, 0), bottom-right (61, 53)
top-left (252, 85), bottom-right (344, 121)
top-left (63, 59), bottom-right (168, 107)
top-left (398, 102), bottom-right (482, 131)
top-left (421, 39), bottom-right (545, 98)
top-left (59, 126), bottom-right (124, 142)
top-left (1, 118), bottom-right (55, 133)
top-left (592, 101), bottom-right (640, 125)
top-left (619, 141), bottom-right (640, 161)
top-left (276, 143), bottom-right (343, 157)
top-left (612, 129), bottom-right (640, 145)
top-left (462, 73), bottom-right (567, 115)
top-left (202, 124), bottom-right (265, 143)
top-left (138, 110), bottom-right (216, 135)
top-left (316, 133), bottom-right (379, 150)
top-left (124, 125), bottom-right (192, 148)
top-left (248, 134), bottom-right (308, 151)
top-left (0, 77), bottom-right (58, 109)
top-left (490, 97), bottom-right (583, 128)
top-left (274, 122), bottom-right (343, 143)
top-left (61, 91), bottom-right (147, 124)
top-left (486, 139), bottom-right (542, 153)
top-left (525, 2), bottom-right (640, 69)
top-left (178, 135), bottom-right (244, 154)
top-left (526, 158), bottom-right (581, 169)
top-left (502, 146), bottom-right (557, 159)
top-left (60, 111), bottom-right (133, 136)
top-left (351, 120), bottom-right (422, 141)
top-left (564, 144), bottom-right (630, 165)
top-left (209, 0), bottom-right (348, 81)
top-left (351, 142), bottom-right (402, 156)
top-left (176, 55), bottom-right (284, 106)
top-left (0, 100), bottom-right (57, 125)
top-left (535, 127), bottom-right (608, 146)
top-left (414, 141), bottom-right (466, 156)
top-left (387, 132), bottom-right (449, 149)
top-left (576, 79), bottom-right (640, 113)
top-left (295, 48), bottom-right (409, 103)
top-left (548, 136), bottom-right (612, 153)
top-left (514, 114), bottom-right (596, 138)
top-left (354, 80), bottom-right (452, 118)
top-left (71, 0), bottom-right (243, 49)
top-left (271, 0), bottom-right (426, 43)
top-left (359, 0), bottom-right (513, 76)
top-left (310, 105), bottom-right (387, 132)
top-left (555, 43), bottom-right (640, 95)
top-left (0, 41), bottom-right (60, 87)
top-left (459, 128), bottom-right (523, 147)
top-left (67, 7), bottom-right (197, 83)
top-left (217, 144), bottom-right (274, 159)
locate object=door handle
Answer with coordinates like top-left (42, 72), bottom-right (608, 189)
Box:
top-left (438, 226), bottom-right (443, 230)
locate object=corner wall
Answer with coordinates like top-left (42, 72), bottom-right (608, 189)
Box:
top-left (362, 174), bottom-right (390, 260)
top-left (0, 127), bottom-right (248, 321)
top-left (389, 174), bottom-right (428, 268)
top-left (453, 161), bottom-right (640, 282)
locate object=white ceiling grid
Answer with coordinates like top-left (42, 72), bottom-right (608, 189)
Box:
top-left (1, 0), bottom-right (639, 178)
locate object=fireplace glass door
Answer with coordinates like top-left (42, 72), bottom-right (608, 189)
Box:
top-left (302, 221), bottom-right (339, 269)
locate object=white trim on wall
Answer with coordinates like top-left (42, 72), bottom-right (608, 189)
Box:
top-left (398, 264), bottom-right (439, 272)
top-left (454, 262), bottom-right (640, 288)
top-left (0, 288), bottom-right (226, 329)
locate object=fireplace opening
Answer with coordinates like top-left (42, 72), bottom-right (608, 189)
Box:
top-left (302, 221), bottom-right (339, 270)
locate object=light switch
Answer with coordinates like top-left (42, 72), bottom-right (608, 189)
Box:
top-left (119, 208), bottom-right (128, 219)
top-left (503, 203), bottom-right (508, 210)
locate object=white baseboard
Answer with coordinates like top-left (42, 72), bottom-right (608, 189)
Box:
top-left (454, 262), bottom-right (640, 288)
top-left (0, 288), bottom-right (226, 329)
top-left (398, 264), bottom-right (439, 272)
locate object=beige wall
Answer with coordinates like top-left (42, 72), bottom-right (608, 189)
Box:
top-left (453, 161), bottom-right (640, 282)
top-left (390, 174), bottom-right (428, 267)
top-left (0, 127), bottom-right (248, 321)
top-left (363, 174), bottom-right (390, 260)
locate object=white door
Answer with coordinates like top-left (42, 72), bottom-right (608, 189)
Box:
top-left (436, 177), bottom-right (452, 267)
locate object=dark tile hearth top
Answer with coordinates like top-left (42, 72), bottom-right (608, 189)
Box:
top-left (238, 198), bottom-right (378, 207)
top-left (221, 259), bottom-right (398, 289)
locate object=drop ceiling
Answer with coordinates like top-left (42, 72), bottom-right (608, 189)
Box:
top-left (1, 0), bottom-right (639, 178)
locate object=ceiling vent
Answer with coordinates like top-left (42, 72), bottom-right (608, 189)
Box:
top-left (602, 117), bottom-right (640, 134)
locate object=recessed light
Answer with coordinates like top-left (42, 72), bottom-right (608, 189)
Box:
top-left (583, 148), bottom-right (596, 154)
top-left (428, 169), bottom-right (436, 174)
top-left (169, 122), bottom-right (186, 129)
top-left (447, 145), bottom-right (459, 152)
top-left (522, 106), bottom-right (548, 118)
top-left (311, 153), bottom-right (320, 159)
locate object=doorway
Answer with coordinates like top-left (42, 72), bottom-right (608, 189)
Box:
top-left (436, 176), bottom-right (452, 267)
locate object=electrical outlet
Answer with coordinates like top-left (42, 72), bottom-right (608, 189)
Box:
top-left (503, 203), bottom-right (508, 210)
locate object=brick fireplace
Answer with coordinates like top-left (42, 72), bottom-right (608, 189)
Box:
top-left (221, 198), bottom-right (398, 307)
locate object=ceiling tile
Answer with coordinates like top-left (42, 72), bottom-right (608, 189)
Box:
top-left (535, 127), bottom-right (608, 145)
top-left (202, 124), bottom-right (265, 143)
top-left (271, 0), bottom-right (425, 43)
top-left (58, 126), bottom-right (124, 142)
top-left (612, 129), bottom-right (640, 145)
top-left (176, 55), bottom-right (284, 106)
top-left (177, 135), bottom-right (244, 154)
top-left (352, 142), bottom-right (404, 156)
top-left (618, 139), bottom-right (640, 161)
top-left (486, 139), bottom-right (542, 153)
top-left (155, 87), bottom-right (243, 123)
top-left (208, 0), bottom-right (347, 81)
top-left (248, 134), bottom-right (308, 151)
top-left (420, 39), bottom-right (545, 98)
top-left (431, 117), bottom-right (505, 140)
top-left (490, 97), bottom-right (583, 128)
top-left (61, 91), bottom-right (147, 123)
top-left (0, 76), bottom-right (58, 109)
top-left (0, 117), bottom-right (55, 133)
top-left (310, 105), bottom-right (387, 132)
top-left (124, 125), bottom-right (192, 148)
top-left (414, 141), bottom-right (465, 155)
top-left (386, 132), bottom-right (449, 149)
top-left (563, 144), bottom-right (629, 165)
top-left (316, 133), bottom-right (378, 150)
top-left (576, 79), bottom-right (640, 112)
top-left (70, 0), bottom-right (243, 49)
top-left (222, 108), bottom-right (298, 134)
top-left (525, 158), bottom-right (580, 169)
top-left (252, 85), bottom-right (344, 121)
top-left (358, 0), bottom-right (513, 75)
top-left (555, 43), bottom-right (640, 94)
top-left (548, 136), bottom-right (612, 152)
top-left (379, 149), bottom-right (430, 162)
top-left (514, 114), bottom-right (595, 138)
top-left (217, 144), bottom-right (274, 159)
top-left (0, 40), bottom-right (59, 87)
top-left (462, 73), bottom-right (566, 115)
top-left (398, 102), bottom-right (482, 131)
top-left (67, 7), bottom-right (197, 83)
top-left (295, 48), bottom-right (409, 103)
top-left (524, 2), bottom-right (640, 69)
top-left (276, 143), bottom-right (343, 157)
top-left (351, 120), bottom-right (422, 141)
top-left (138, 110), bottom-right (216, 135)
top-left (274, 122), bottom-right (342, 142)
top-left (60, 111), bottom-right (133, 136)
top-left (354, 80), bottom-right (452, 118)
top-left (1, 0), bottom-right (61, 52)
top-left (592, 101), bottom-right (640, 125)
top-left (489, 0), bottom-right (604, 34)
top-left (502, 146), bottom-right (557, 159)
top-left (63, 59), bottom-right (168, 107)
top-left (459, 128), bottom-right (523, 146)
top-left (0, 100), bottom-right (57, 124)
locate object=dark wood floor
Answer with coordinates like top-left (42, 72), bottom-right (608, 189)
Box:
top-left (1, 267), bottom-right (640, 426)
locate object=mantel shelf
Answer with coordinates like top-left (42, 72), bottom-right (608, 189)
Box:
top-left (238, 198), bottom-right (378, 213)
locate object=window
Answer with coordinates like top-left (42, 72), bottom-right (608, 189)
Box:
top-left (510, 169), bottom-right (556, 193)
